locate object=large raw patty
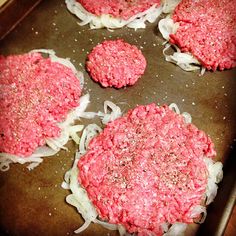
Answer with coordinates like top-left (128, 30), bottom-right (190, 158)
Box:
top-left (0, 52), bottom-right (81, 157)
top-left (170, 0), bottom-right (236, 71)
top-left (78, 103), bottom-right (215, 235)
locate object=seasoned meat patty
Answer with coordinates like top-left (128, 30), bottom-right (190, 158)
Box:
top-left (170, 0), bottom-right (236, 70)
top-left (78, 103), bottom-right (215, 235)
top-left (0, 52), bottom-right (81, 157)
top-left (86, 39), bottom-right (146, 88)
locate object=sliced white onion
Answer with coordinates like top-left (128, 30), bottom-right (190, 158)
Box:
top-left (169, 103), bottom-right (180, 114)
top-left (64, 169), bottom-right (72, 182)
top-left (145, 5), bottom-right (163, 23)
top-left (163, 43), bottom-right (201, 71)
top-left (61, 181), bottom-right (70, 190)
top-left (204, 158), bottom-right (223, 205)
top-left (158, 17), bottom-right (179, 41)
top-left (27, 162), bottom-right (42, 170)
top-left (118, 224), bottom-right (130, 236)
top-left (200, 67), bottom-right (206, 76)
top-left (191, 205), bottom-right (207, 224)
top-left (0, 154), bottom-right (44, 172)
top-left (169, 103), bottom-right (192, 124)
top-left (162, 0), bottom-right (181, 14)
top-left (79, 124), bottom-right (102, 154)
top-left (163, 223), bottom-right (187, 236)
top-left (0, 158), bottom-right (13, 172)
top-left (0, 145), bottom-right (59, 171)
top-left (66, 0), bottom-right (162, 30)
top-left (64, 157), bottom-right (99, 233)
top-left (181, 112), bottom-right (192, 124)
top-left (79, 111), bottom-right (97, 119)
top-left (161, 222), bottom-right (170, 233)
top-left (93, 219), bottom-right (118, 231)
top-left (97, 100), bottom-right (122, 125)
top-left (29, 146), bottom-right (59, 158)
top-left (166, 49), bottom-right (200, 65)
top-left (67, 125), bottom-right (84, 144)
top-left (46, 134), bottom-right (69, 151)
top-left (69, 93), bottom-right (96, 122)
top-left (74, 220), bottom-right (91, 234)
top-left (127, 4), bottom-right (163, 30)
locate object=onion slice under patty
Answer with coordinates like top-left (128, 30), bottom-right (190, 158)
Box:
top-left (65, 0), bottom-right (163, 30)
top-left (0, 49), bottom-right (93, 171)
top-left (63, 101), bottom-right (223, 235)
top-left (158, 15), bottom-right (205, 74)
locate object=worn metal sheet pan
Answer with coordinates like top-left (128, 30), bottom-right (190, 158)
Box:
top-left (0, 0), bottom-right (235, 235)
top-left (0, 0), bottom-right (42, 40)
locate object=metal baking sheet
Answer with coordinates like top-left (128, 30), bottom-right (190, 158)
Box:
top-left (0, 0), bottom-right (235, 235)
top-left (0, 0), bottom-right (42, 40)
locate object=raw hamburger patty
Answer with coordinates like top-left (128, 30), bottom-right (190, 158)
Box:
top-left (0, 52), bottom-right (81, 157)
top-left (77, 0), bottom-right (161, 20)
top-left (78, 104), bottom-right (216, 235)
top-left (86, 39), bottom-right (146, 88)
top-left (169, 0), bottom-right (236, 70)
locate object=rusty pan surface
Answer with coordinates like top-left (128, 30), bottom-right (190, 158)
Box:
top-left (0, 0), bottom-right (235, 235)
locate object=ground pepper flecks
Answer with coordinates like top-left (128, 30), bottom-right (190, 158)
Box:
top-left (78, 104), bottom-right (216, 235)
top-left (0, 52), bottom-right (81, 157)
top-left (170, 0), bottom-right (236, 70)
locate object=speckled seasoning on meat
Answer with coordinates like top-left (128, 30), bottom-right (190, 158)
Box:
top-left (170, 0), bottom-right (236, 70)
top-left (0, 52), bottom-right (81, 157)
top-left (86, 39), bottom-right (146, 88)
top-left (77, 0), bottom-right (161, 20)
top-left (78, 104), bottom-right (216, 235)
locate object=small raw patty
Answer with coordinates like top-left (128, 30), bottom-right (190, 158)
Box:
top-left (0, 52), bottom-right (81, 157)
top-left (86, 39), bottom-right (146, 88)
top-left (77, 0), bottom-right (160, 20)
top-left (78, 104), bottom-right (216, 235)
top-left (170, 0), bottom-right (236, 70)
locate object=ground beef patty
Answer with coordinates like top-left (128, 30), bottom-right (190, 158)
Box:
top-left (77, 0), bottom-right (161, 20)
top-left (78, 104), bottom-right (216, 235)
top-left (0, 52), bottom-right (81, 157)
top-left (170, 0), bottom-right (236, 70)
top-left (86, 39), bottom-right (146, 88)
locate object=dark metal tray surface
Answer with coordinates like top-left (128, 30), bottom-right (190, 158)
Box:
top-left (0, 0), bottom-right (235, 235)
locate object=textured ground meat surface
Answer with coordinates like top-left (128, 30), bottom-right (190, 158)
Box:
top-left (0, 52), bottom-right (81, 157)
top-left (77, 0), bottom-right (161, 20)
top-left (78, 104), bottom-right (216, 235)
top-left (170, 0), bottom-right (236, 71)
top-left (86, 39), bottom-right (146, 88)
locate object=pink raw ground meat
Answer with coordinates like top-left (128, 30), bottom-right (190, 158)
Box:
top-left (170, 0), bottom-right (236, 71)
top-left (0, 52), bottom-right (81, 157)
top-left (77, 0), bottom-right (161, 20)
top-left (78, 104), bottom-right (216, 235)
top-left (86, 39), bottom-right (147, 88)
